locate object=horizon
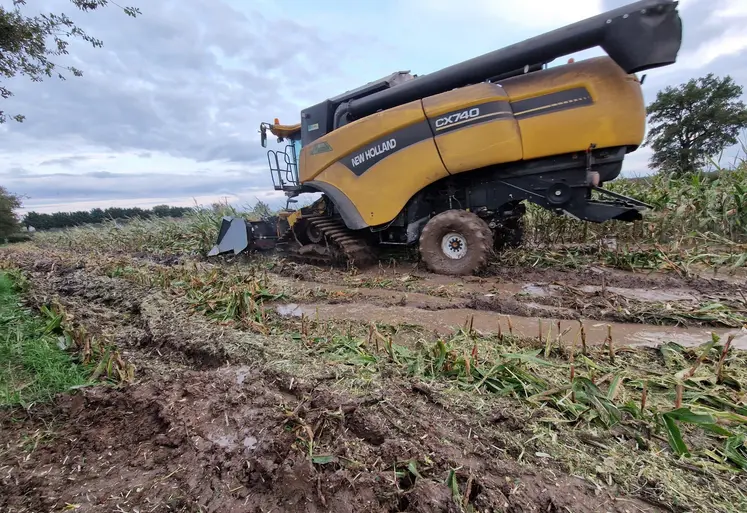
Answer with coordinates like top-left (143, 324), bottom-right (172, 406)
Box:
top-left (3, 0), bottom-right (747, 214)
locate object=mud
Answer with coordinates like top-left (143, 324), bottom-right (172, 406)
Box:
top-left (272, 260), bottom-right (747, 333)
top-left (275, 259), bottom-right (744, 294)
top-left (1, 246), bottom-right (746, 512)
top-left (276, 301), bottom-right (747, 349)
top-left (1, 249), bottom-right (670, 513)
top-left (0, 366), bottom-right (658, 513)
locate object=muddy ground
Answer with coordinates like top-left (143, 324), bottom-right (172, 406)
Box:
top-left (1, 246), bottom-right (746, 512)
top-left (264, 258), bottom-right (747, 348)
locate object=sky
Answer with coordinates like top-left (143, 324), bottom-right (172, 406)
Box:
top-left (1, 0), bottom-right (746, 214)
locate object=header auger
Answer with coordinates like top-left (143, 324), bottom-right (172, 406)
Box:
top-left (210, 0), bottom-right (682, 275)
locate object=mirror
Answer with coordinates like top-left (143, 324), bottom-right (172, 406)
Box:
top-left (260, 124), bottom-right (267, 148)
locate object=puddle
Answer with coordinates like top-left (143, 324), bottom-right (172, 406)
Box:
top-left (234, 365), bottom-right (251, 385)
top-left (209, 433), bottom-right (237, 450)
top-left (519, 283), bottom-right (700, 303)
top-left (275, 302), bottom-right (747, 349)
top-left (207, 430), bottom-right (258, 451)
top-left (579, 285), bottom-right (699, 302)
top-left (521, 284), bottom-right (556, 297)
top-left (276, 303), bottom-right (306, 317)
top-left (524, 302), bottom-right (577, 316)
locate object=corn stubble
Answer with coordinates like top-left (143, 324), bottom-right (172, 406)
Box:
top-left (4, 165), bottom-right (747, 512)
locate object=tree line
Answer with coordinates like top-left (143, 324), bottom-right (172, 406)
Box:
top-left (23, 205), bottom-right (192, 231)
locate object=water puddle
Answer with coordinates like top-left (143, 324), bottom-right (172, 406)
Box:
top-left (275, 302), bottom-right (747, 349)
top-left (209, 433), bottom-right (237, 450)
top-left (518, 283), bottom-right (700, 302)
top-left (578, 285), bottom-right (699, 302)
top-left (521, 284), bottom-right (556, 297)
top-left (207, 430), bottom-right (259, 451)
top-left (234, 365), bottom-right (251, 385)
top-left (276, 303), bottom-right (306, 317)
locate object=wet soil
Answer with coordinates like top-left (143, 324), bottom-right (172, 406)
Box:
top-left (271, 258), bottom-right (744, 296)
top-left (275, 301), bottom-right (747, 349)
top-left (270, 258), bottom-right (747, 334)
top-left (1, 249), bottom-right (668, 513)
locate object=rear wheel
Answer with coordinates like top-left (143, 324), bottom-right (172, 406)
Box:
top-left (419, 210), bottom-right (493, 275)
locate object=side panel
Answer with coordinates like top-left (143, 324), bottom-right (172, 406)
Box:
top-left (311, 136), bottom-right (449, 228)
top-left (500, 57), bottom-right (646, 160)
top-left (299, 100), bottom-right (426, 183)
top-left (422, 83), bottom-right (523, 174)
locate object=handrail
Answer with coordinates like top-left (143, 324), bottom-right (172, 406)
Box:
top-left (267, 144), bottom-right (300, 191)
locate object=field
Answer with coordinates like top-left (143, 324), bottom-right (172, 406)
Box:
top-left (1, 170), bottom-right (747, 513)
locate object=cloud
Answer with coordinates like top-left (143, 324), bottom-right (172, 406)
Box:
top-left (424, 0), bottom-right (602, 29)
top-left (0, 0), bottom-right (362, 165)
top-left (39, 156), bottom-right (93, 167)
top-left (5, 163), bottom-right (290, 214)
top-left (1, 0), bottom-right (746, 214)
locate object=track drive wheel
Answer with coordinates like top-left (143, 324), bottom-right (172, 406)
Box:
top-left (305, 222), bottom-right (323, 244)
top-left (419, 210), bottom-right (493, 275)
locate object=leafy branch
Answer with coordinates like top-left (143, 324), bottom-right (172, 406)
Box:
top-left (0, 0), bottom-right (140, 123)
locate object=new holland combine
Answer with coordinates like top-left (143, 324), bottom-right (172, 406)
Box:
top-left (209, 0), bottom-right (683, 275)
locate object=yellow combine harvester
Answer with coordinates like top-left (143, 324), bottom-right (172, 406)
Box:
top-left (210, 0), bottom-right (683, 275)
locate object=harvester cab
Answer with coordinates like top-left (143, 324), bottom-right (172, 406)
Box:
top-left (210, 0), bottom-right (683, 276)
top-left (261, 120), bottom-right (303, 193)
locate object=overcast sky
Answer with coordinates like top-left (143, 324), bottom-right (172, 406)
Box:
top-left (1, 0), bottom-right (746, 214)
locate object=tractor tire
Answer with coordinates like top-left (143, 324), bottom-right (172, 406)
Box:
top-left (419, 210), bottom-right (493, 276)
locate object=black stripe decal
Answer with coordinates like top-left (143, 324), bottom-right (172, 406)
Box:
top-left (337, 89), bottom-right (593, 176)
top-left (512, 87), bottom-right (592, 119)
top-left (429, 101), bottom-right (513, 135)
top-left (341, 121), bottom-right (433, 176)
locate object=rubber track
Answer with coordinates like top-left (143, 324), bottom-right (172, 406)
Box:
top-left (282, 215), bottom-right (376, 268)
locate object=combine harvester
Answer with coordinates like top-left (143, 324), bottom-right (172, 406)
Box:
top-left (210, 0), bottom-right (683, 275)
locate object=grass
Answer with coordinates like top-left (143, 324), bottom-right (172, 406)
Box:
top-left (510, 166), bottom-right (747, 275)
top-left (308, 320), bottom-right (747, 470)
top-left (0, 271), bottom-right (90, 406)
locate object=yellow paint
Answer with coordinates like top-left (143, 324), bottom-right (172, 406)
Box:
top-left (289, 56), bottom-right (645, 228)
top-left (299, 100), bottom-right (426, 182)
top-left (421, 83), bottom-right (510, 118)
top-left (434, 120), bottom-right (524, 174)
top-left (423, 83), bottom-right (522, 174)
top-left (312, 140), bottom-right (448, 226)
top-left (270, 123), bottom-right (301, 139)
top-left (501, 57), bottom-right (645, 159)
top-left (285, 209), bottom-right (301, 227)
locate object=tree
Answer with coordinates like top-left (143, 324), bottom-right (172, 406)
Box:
top-left (0, 0), bottom-right (140, 123)
top-left (0, 186), bottom-right (22, 238)
top-left (645, 74), bottom-right (747, 175)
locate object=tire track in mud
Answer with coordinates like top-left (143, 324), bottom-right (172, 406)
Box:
top-left (0, 251), bottom-right (666, 513)
top-left (273, 300), bottom-right (747, 349)
top-left (272, 259), bottom-right (745, 297)
top-left (268, 262), bottom-right (747, 347)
